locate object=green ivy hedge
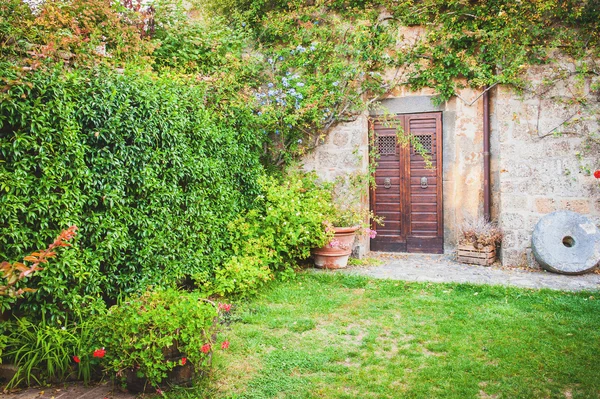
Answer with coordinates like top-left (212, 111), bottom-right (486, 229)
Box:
top-left (0, 67), bottom-right (264, 319)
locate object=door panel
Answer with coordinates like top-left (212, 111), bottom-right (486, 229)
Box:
top-left (369, 118), bottom-right (407, 252)
top-left (406, 113), bottom-right (443, 252)
top-left (370, 112), bottom-right (443, 254)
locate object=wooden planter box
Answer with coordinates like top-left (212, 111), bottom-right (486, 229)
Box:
top-left (457, 243), bottom-right (496, 266)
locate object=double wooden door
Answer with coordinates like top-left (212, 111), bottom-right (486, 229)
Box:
top-left (370, 112), bottom-right (443, 254)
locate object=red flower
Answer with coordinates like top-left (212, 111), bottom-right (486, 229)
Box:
top-left (221, 341), bottom-right (230, 350)
top-left (219, 303), bottom-right (232, 312)
top-left (180, 357), bottom-right (187, 366)
top-left (93, 348), bottom-right (106, 358)
top-left (73, 355), bottom-right (80, 363)
top-left (594, 170), bottom-right (600, 179)
top-left (201, 343), bottom-right (211, 353)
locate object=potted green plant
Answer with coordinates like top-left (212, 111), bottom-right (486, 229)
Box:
top-left (311, 209), bottom-right (379, 269)
top-left (311, 174), bottom-right (382, 269)
top-left (87, 288), bottom-right (227, 393)
top-left (457, 217), bottom-right (503, 266)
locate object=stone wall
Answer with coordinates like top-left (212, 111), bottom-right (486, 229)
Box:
top-left (300, 114), bottom-right (371, 257)
top-left (302, 87), bottom-right (489, 256)
top-left (493, 63), bottom-right (600, 267)
top-left (301, 57), bottom-right (599, 268)
top-left (374, 87), bottom-right (493, 252)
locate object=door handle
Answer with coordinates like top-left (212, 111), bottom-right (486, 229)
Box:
top-left (384, 178), bottom-right (391, 189)
top-left (420, 177), bottom-right (428, 189)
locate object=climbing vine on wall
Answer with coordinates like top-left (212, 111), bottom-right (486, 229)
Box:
top-left (203, 0), bottom-right (599, 165)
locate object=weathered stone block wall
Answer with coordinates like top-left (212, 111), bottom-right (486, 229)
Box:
top-left (301, 114), bottom-right (371, 257)
top-left (303, 87), bottom-right (489, 255)
top-left (493, 63), bottom-right (600, 267)
top-left (302, 54), bottom-right (599, 266)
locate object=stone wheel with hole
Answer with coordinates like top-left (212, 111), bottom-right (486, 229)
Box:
top-left (531, 210), bottom-right (600, 275)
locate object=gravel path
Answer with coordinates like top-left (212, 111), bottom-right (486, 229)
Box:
top-left (335, 253), bottom-right (600, 292)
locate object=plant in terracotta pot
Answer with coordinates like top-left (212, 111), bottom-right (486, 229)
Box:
top-left (312, 175), bottom-right (382, 269)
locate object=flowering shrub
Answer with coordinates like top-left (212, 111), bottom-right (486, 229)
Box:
top-left (89, 288), bottom-right (223, 390)
top-left (321, 173), bottom-right (384, 249)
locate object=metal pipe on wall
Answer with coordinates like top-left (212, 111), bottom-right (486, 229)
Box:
top-left (483, 86), bottom-right (491, 221)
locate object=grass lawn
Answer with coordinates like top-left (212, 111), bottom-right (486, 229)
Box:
top-left (170, 272), bottom-right (600, 399)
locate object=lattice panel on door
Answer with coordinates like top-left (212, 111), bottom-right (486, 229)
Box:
top-left (413, 134), bottom-right (432, 154)
top-left (376, 135), bottom-right (397, 155)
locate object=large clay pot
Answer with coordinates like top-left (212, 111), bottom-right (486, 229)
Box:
top-left (312, 227), bottom-right (358, 269)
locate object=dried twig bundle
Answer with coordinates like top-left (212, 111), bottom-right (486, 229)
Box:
top-left (459, 217), bottom-right (502, 248)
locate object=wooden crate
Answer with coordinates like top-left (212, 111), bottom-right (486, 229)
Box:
top-left (457, 244), bottom-right (496, 266)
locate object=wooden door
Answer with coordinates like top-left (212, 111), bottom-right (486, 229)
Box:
top-left (370, 112), bottom-right (443, 254)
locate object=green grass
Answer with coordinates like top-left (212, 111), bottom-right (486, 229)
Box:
top-left (347, 256), bottom-right (385, 267)
top-left (168, 273), bottom-right (600, 399)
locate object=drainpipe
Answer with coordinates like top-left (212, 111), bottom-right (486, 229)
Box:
top-left (483, 86), bottom-right (491, 222)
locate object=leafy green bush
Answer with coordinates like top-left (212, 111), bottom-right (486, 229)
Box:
top-left (90, 288), bottom-right (220, 390)
top-left (152, 17), bottom-right (249, 75)
top-left (0, 226), bottom-right (78, 313)
top-left (0, 0), bottom-right (151, 67)
top-left (201, 172), bottom-right (333, 297)
top-left (0, 66), bottom-right (264, 319)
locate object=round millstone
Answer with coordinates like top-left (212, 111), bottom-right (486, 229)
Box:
top-left (531, 210), bottom-right (600, 275)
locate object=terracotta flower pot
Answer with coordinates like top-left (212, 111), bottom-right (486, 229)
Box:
top-left (312, 227), bottom-right (359, 269)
